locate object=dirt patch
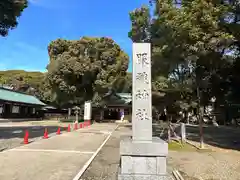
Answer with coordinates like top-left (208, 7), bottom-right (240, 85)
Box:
top-left (168, 150), bottom-right (240, 180)
top-left (181, 125), bottom-right (240, 151)
top-left (154, 123), bottom-right (240, 179)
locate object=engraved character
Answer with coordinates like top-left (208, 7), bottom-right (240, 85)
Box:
top-left (136, 109), bottom-right (149, 121)
top-left (136, 53), bottom-right (149, 66)
top-left (135, 90), bottom-right (149, 100)
top-left (143, 90), bottom-right (149, 99)
top-left (135, 90), bottom-right (143, 100)
top-left (136, 72), bottom-right (149, 84)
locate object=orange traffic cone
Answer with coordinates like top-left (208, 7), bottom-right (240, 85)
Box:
top-left (43, 128), bottom-right (49, 139)
top-left (86, 121), bottom-right (89, 127)
top-left (56, 127), bottom-right (61, 135)
top-left (74, 123), bottom-right (78, 130)
top-left (24, 130), bottom-right (29, 144)
top-left (67, 124), bottom-right (71, 132)
top-left (79, 123), bottom-right (83, 129)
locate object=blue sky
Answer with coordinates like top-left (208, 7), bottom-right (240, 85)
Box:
top-left (0, 0), bottom-right (149, 72)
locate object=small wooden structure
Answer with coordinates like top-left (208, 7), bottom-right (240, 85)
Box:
top-left (0, 87), bottom-right (46, 119)
top-left (92, 93), bottom-right (132, 121)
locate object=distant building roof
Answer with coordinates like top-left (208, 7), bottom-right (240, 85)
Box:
top-left (115, 93), bottom-right (132, 104)
top-left (0, 84), bottom-right (14, 90)
top-left (42, 106), bottom-right (56, 110)
top-left (0, 88), bottom-right (46, 106)
top-left (104, 93), bottom-right (132, 106)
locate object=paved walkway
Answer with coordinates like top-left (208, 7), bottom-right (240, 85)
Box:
top-left (0, 123), bottom-right (118, 180)
top-left (81, 125), bottom-right (174, 180)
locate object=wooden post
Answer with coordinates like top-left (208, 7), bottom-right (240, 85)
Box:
top-left (181, 123), bottom-right (186, 143)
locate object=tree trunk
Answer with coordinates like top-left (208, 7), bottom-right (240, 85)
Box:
top-left (165, 108), bottom-right (171, 142)
top-left (68, 108), bottom-right (71, 120)
top-left (100, 110), bottom-right (104, 121)
top-left (168, 123), bottom-right (171, 142)
top-left (187, 111), bottom-right (190, 124)
top-left (199, 107), bottom-right (204, 148)
top-left (197, 86), bottom-right (204, 149)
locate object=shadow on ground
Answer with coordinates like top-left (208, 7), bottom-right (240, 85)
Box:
top-left (152, 122), bottom-right (240, 151)
top-left (119, 123), bottom-right (168, 140)
top-left (184, 125), bottom-right (240, 151)
top-left (0, 126), bottom-right (67, 140)
top-left (152, 123), bottom-right (169, 140)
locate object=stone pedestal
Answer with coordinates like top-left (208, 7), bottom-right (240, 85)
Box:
top-left (118, 136), bottom-right (169, 180)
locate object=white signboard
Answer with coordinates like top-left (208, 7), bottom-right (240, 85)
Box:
top-left (84, 102), bottom-right (92, 120)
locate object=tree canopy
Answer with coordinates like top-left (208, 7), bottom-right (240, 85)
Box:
top-left (0, 70), bottom-right (49, 99)
top-left (112, 72), bottom-right (132, 93)
top-left (0, 0), bottom-right (28, 36)
top-left (46, 37), bottom-right (129, 107)
top-left (129, 0), bottom-right (240, 117)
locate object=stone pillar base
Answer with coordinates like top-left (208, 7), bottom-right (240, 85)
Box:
top-left (118, 137), bottom-right (170, 180)
top-left (118, 171), bottom-right (170, 180)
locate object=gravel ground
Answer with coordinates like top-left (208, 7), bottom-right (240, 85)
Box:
top-left (81, 124), bottom-right (240, 180)
top-left (168, 150), bottom-right (240, 180)
top-left (80, 125), bottom-right (174, 180)
top-left (154, 123), bottom-right (240, 180)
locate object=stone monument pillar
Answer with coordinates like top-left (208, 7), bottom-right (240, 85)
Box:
top-left (118, 43), bottom-right (169, 180)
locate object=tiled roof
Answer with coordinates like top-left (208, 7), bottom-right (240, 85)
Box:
top-left (0, 88), bottom-right (46, 106)
top-left (116, 93), bottom-right (132, 104)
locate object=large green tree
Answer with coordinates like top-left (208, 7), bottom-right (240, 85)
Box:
top-left (129, 0), bottom-right (236, 109)
top-left (46, 37), bottom-right (129, 107)
top-left (129, 0), bottom-right (240, 146)
top-left (0, 70), bottom-right (52, 102)
top-left (0, 70), bottom-right (44, 94)
top-left (112, 72), bottom-right (132, 93)
top-left (0, 0), bottom-right (28, 36)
